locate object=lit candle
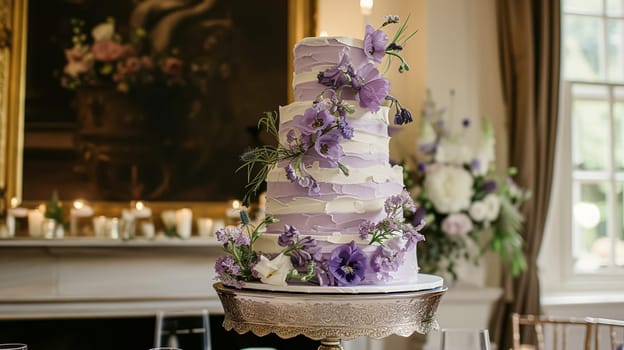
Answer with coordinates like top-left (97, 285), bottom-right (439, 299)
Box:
top-left (70, 199), bottom-right (94, 236)
top-left (93, 216), bottom-right (107, 238)
top-left (27, 205), bottom-right (45, 238)
top-left (175, 208), bottom-right (193, 239)
top-left (131, 201), bottom-right (152, 219)
top-left (141, 221), bottom-right (155, 239)
top-left (197, 218), bottom-right (214, 237)
top-left (226, 200), bottom-right (242, 224)
top-left (7, 197), bottom-right (27, 237)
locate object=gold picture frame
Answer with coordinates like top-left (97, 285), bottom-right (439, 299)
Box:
top-left (0, 0), bottom-right (316, 218)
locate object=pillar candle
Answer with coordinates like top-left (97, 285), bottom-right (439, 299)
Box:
top-left (175, 208), bottom-right (193, 239)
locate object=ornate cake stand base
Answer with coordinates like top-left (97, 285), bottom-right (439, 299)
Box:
top-left (214, 282), bottom-right (447, 350)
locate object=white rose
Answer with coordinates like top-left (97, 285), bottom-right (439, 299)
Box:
top-left (469, 201), bottom-right (489, 222)
top-left (253, 253), bottom-right (293, 286)
top-left (483, 194), bottom-right (501, 221)
top-left (92, 22), bottom-right (115, 41)
top-left (424, 164), bottom-right (474, 214)
top-left (435, 138), bottom-right (473, 165)
top-left (441, 213), bottom-right (474, 237)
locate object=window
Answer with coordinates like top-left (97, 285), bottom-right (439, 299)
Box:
top-left (542, 0), bottom-right (624, 293)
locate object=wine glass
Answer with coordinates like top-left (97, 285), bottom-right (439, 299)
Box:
top-left (0, 344), bottom-right (28, 350)
top-left (440, 328), bottom-right (491, 350)
top-left (149, 348), bottom-right (182, 350)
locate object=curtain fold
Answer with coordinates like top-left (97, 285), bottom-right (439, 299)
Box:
top-left (488, 1), bottom-right (560, 349)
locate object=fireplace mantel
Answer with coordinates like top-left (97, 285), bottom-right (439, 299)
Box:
top-left (0, 240), bottom-right (223, 320)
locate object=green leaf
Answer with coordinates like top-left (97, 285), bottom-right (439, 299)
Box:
top-left (338, 162), bottom-right (350, 176)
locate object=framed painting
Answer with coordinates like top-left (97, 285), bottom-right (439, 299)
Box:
top-left (0, 0), bottom-right (317, 207)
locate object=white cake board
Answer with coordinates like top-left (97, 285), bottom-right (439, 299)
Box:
top-left (241, 273), bottom-right (443, 294)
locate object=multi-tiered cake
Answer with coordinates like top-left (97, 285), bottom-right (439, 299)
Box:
top-left (215, 19), bottom-right (425, 288)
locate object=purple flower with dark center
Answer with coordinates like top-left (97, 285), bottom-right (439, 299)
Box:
top-left (462, 118), bottom-right (471, 127)
top-left (279, 224), bottom-right (299, 247)
top-left (313, 130), bottom-right (344, 165)
top-left (355, 63), bottom-right (390, 112)
top-left (292, 107), bottom-right (334, 136)
top-left (363, 25), bottom-right (388, 63)
top-left (329, 241), bottom-right (367, 286)
top-left (359, 220), bottom-right (377, 240)
top-left (394, 108), bottom-right (413, 125)
top-left (317, 49), bottom-right (355, 88)
top-left (482, 180), bottom-right (498, 193)
top-left (470, 158), bottom-right (481, 172)
top-left (285, 163), bottom-right (297, 182)
top-left (338, 116), bottom-right (354, 139)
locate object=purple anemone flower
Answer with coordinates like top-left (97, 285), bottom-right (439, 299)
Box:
top-left (313, 130), bottom-right (344, 165)
top-left (317, 49), bottom-right (355, 88)
top-left (329, 241), bottom-right (367, 286)
top-left (292, 107), bottom-right (334, 137)
top-left (363, 25), bottom-right (388, 63)
top-left (355, 63), bottom-right (390, 112)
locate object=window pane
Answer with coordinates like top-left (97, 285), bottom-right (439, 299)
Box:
top-left (616, 97), bottom-right (624, 171)
top-left (618, 183), bottom-right (624, 266)
top-left (563, 15), bottom-right (605, 81)
top-left (607, 0), bottom-right (624, 16)
top-left (573, 182), bottom-right (609, 272)
top-left (572, 99), bottom-right (610, 170)
top-left (564, 0), bottom-right (603, 14)
top-left (607, 20), bottom-right (624, 82)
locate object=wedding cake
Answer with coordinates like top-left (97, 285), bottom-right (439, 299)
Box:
top-left (215, 17), bottom-right (427, 288)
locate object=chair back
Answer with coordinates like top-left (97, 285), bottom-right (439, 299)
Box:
top-left (512, 313), bottom-right (624, 350)
top-left (154, 309), bottom-right (211, 350)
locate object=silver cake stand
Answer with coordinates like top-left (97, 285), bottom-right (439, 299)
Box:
top-left (214, 280), bottom-right (447, 350)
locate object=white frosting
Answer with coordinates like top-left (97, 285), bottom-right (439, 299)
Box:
top-left (292, 64), bottom-right (335, 87)
top-left (266, 163), bottom-right (403, 184)
top-left (279, 102), bottom-right (389, 124)
top-left (253, 233), bottom-right (367, 253)
top-left (267, 196), bottom-right (385, 215)
top-left (295, 36), bottom-right (364, 49)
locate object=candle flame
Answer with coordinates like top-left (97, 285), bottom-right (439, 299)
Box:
top-left (135, 201), bottom-right (144, 210)
top-left (73, 200), bottom-right (85, 210)
top-left (10, 197), bottom-right (19, 208)
top-left (232, 200), bottom-right (241, 209)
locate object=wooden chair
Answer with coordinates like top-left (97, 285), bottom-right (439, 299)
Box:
top-left (512, 313), bottom-right (624, 350)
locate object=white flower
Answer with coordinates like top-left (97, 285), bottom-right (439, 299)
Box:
top-left (435, 138), bottom-right (473, 165)
top-left (253, 253), bottom-right (293, 286)
top-left (441, 213), bottom-right (474, 237)
top-left (469, 201), bottom-right (489, 222)
top-left (483, 194), bottom-right (501, 221)
top-left (424, 164), bottom-right (474, 213)
top-left (92, 22), bottom-right (115, 41)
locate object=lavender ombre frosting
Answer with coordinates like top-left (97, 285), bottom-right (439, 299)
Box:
top-left (261, 36), bottom-right (419, 286)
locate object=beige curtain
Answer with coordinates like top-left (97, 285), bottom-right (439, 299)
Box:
top-left (488, 1), bottom-right (560, 349)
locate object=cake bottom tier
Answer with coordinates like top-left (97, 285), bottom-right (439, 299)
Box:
top-left (254, 233), bottom-right (420, 286)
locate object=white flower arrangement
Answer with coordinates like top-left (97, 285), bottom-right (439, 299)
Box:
top-left (407, 90), bottom-right (530, 280)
